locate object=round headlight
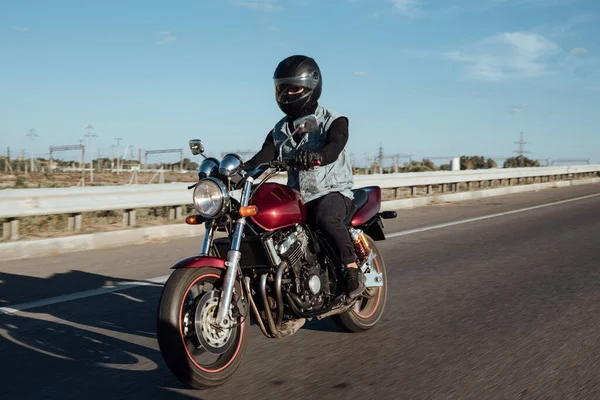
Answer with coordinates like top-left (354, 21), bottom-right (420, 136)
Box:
top-left (193, 178), bottom-right (229, 218)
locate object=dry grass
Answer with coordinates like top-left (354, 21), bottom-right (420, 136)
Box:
top-left (0, 171), bottom-right (196, 189)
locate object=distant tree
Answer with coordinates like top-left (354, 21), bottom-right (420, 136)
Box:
top-left (175, 158), bottom-right (199, 171)
top-left (503, 156), bottom-right (540, 168)
top-left (486, 158), bottom-right (498, 169)
top-left (400, 159), bottom-right (439, 172)
top-left (460, 155), bottom-right (496, 170)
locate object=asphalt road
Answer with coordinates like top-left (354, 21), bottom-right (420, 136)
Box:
top-left (1, 184), bottom-right (600, 399)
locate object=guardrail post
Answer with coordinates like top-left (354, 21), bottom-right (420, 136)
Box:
top-left (466, 182), bottom-right (471, 190)
top-left (123, 210), bottom-right (136, 227)
top-left (130, 210), bottom-right (136, 226)
top-left (169, 206), bottom-right (183, 220)
top-left (67, 214), bottom-right (83, 232)
top-left (410, 186), bottom-right (416, 196)
top-left (3, 219), bottom-right (19, 241)
top-left (3, 220), bottom-right (10, 240)
top-left (10, 219), bottom-right (18, 240)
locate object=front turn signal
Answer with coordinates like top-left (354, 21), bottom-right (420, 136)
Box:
top-left (185, 215), bottom-right (204, 225)
top-left (239, 205), bottom-right (258, 217)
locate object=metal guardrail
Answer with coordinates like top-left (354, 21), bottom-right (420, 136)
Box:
top-left (1, 165), bottom-right (599, 240)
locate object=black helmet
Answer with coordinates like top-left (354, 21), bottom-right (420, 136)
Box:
top-left (273, 55), bottom-right (322, 119)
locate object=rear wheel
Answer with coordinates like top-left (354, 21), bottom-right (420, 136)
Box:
top-left (332, 235), bottom-right (387, 332)
top-left (157, 267), bottom-right (249, 389)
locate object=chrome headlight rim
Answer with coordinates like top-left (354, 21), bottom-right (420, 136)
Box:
top-left (192, 177), bottom-right (230, 219)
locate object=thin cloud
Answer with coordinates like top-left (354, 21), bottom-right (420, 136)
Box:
top-left (509, 104), bottom-right (529, 114)
top-left (445, 32), bottom-right (562, 82)
top-left (352, 71), bottom-right (367, 77)
top-left (11, 26), bottom-right (29, 32)
top-left (489, 0), bottom-right (579, 6)
top-left (267, 25), bottom-right (280, 31)
top-left (570, 47), bottom-right (589, 55)
top-left (533, 14), bottom-right (597, 39)
top-left (156, 31), bottom-right (176, 45)
top-left (391, 0), bottom-right (421, 17)
top-left (232, 1), bottom-right (281, 12)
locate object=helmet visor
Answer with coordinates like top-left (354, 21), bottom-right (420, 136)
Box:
top-left (274, 72), bottom-right (319, 90)
top-left (275, 83), bottom-right (310, 104)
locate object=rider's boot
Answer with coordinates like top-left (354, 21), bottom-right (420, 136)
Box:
top-left (345, 267), bottom-right (366, 299)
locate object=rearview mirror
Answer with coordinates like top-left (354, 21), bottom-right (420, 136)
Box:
top-left (292, 114), bottom-right (318, 135)
top-left (189, 139), bottom-right (204, 155)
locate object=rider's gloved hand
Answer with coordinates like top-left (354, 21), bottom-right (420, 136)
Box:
top-left (293, 150), bottom-right (324, 170)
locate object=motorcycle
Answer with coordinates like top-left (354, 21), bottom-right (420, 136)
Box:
top-left (156, 114), bottom-right (397, 389)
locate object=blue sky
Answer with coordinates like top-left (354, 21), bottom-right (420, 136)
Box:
top-left (1, 0), bottom-right (599, 166)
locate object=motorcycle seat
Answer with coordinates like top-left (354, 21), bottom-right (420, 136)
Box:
top-left (343, 189), bottom-right (369, 226)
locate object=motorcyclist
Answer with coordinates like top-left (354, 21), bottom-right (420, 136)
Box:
top-left (243, 55), bottom-right (366, 299)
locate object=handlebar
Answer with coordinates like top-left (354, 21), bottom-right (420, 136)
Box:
top-left (268, 158), bottom-right (321, 170)
top-left (240, 157), bottom-right (322, 184)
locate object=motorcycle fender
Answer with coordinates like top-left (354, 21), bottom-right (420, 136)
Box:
top-left (170, 255), bottom-right (227, 270)
top-left (360, 215), bottom-right (386, 241)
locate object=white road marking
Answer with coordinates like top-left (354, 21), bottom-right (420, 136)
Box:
top-left (0, 275), bottom-right (169, 316)
top-left (387, 192), bottom-right (600, 238)
top-left (2, 192), bottom-right (599, 317)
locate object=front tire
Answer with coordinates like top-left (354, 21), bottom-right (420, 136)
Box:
top-left (156, 267), bottom-right (249, 389)
top-left (332, 234), bottom-right (388, 332)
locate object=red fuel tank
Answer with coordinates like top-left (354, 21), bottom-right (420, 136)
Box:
top-left (250, 183), bottom-right (307, 231)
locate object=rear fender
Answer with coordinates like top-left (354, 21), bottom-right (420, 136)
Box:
top-left (358, 211), bottom-right (398, 241)
top-left (170, 255), bottom-right (227, 270)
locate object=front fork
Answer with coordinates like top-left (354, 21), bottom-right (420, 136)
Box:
top-left (202, 177), bottom-right (254, 329)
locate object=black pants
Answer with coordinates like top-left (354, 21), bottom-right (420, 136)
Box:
top-left (306, 192), bottom-right (356, 266)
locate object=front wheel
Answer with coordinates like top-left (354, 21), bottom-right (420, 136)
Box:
top-left (156, 267), bottom-right (249, 389)
top-left (332, 234), bottom-right (388, 333)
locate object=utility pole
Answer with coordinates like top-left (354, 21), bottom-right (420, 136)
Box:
top-left (5, 147), bottom-right (12, 172)
top-left (514, 132), bottom-right (530, 167)
top-left (26, 128), bottom-right (38, 172)
top-left (20, 149), bottom-right (25, 173)
top-left (84, 124), bottom-right (97, 182)
top-left (114, 137), bottom-right (123, 172)
top-left (378, 143), bottom-right (384, 174)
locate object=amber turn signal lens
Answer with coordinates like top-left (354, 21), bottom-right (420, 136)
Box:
top-left (239, 206), bottom-right (258, 217)
top-left (185, 215), bottom-right (202, 225)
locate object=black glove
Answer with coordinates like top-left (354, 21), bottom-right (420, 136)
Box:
top-left (293, 150), bottom-right (324, 170)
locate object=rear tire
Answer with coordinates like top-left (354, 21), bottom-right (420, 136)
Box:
top-left (332, 235), bottom-right (387, 333)
top-left (156, 267), bottom-right (249, 389)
